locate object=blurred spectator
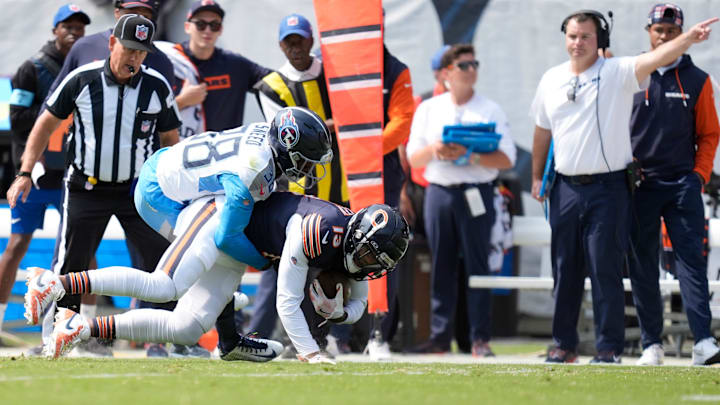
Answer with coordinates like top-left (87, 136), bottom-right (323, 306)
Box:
top-left (629, 3), bottom-right (720, 366)
top-left (407, 44), bottom-right (516, 357)
top-left (174, 0), bottom-right (270, 131)
top-left (0, 3), bottom-right (89, 347)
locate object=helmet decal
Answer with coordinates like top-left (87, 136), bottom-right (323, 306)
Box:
top-left (370, 209), bottom-right (388, 229)
top-left (278, 109), bottom-right (299, 148)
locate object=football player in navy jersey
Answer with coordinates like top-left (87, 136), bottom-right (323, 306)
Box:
top-left (25, 192), bottom-right (409, 364)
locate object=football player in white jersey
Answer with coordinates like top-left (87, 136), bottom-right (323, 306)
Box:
top-left (133, 106), bottom-right (333, 271)
top-left (24, 193), bottom-right (410, 363)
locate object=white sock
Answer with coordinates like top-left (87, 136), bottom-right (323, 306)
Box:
top-left (88, 266), bottom-right (176, 303)
top-left (0, 303), bottom-right (7, 332)
top-left (80, 304), bottom-right (97, 319)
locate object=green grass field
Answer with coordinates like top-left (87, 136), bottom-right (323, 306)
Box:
top-left (2, 357), bottom-right (720, 405)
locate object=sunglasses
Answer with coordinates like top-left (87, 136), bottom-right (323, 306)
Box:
top-left (455, 60), bottom-right (480, 71)
top-left (190, 19), bottom-right (222, 32)
top-left (567, 76), bottom-right (579, 102)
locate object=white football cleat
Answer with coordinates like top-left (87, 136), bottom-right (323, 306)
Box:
top-left (47, 308), bottom-right (90, 359)
top-left (636, 343), bottom-right (664, 366)
top-left (24, 267), bottom-right (65, 325)
top-left (220, 335), bottom-right (284, 362)
top-left (692, 337), bottom-right (720, 366)
top-left (366, 337), bottom-right (392, 362)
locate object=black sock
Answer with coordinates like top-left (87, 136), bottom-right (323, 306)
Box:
top-left (215, 301), bottom-right (240, 354)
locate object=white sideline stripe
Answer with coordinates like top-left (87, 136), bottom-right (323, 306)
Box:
top-left (469, 276), bottom-right (720, 292)
top-left (14, 268), bottom-right (262, 285)
top-left (328, 79), bottom-right (381, 91)
top-left (682, 395), bottom-right (720, 402)
top-left (348, 178), bottom-right (383, 187)
top-left (0, 370), bottom-right (435, 382)
top-left (320, 31), bottom-right (381, 44)
top-left (337, 129), bottom-right (382, 140)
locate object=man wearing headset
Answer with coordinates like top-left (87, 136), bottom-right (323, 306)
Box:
top-left (530, 9), bottom-right (717, 363)
top-left (629, 3), bottom-right (720, 366)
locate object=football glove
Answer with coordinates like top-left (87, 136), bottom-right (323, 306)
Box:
top-left (309, 279), bottom-right (344, 324)
top-left (298, 351), bottom-right (337, 365)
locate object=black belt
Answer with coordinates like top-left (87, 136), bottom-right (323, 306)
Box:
top-left (559, 170), bottom-right (625, 185)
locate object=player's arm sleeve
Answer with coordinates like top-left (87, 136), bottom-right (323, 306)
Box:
top-left (693, 76), bottom-right (720, 183)
top-left (383, 68), bottom-right (415, 155)
top-left (214, 173), bottom-right (269, 269)
top-left (276, 216), bottom-right (320, 356)
top-left (9, 61), bottom-right (40, 136)
top-left (341, 279), bottom-right (368, 324)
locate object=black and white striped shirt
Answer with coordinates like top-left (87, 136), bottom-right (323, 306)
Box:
top-left (46, 59), bottom-right (181, 183)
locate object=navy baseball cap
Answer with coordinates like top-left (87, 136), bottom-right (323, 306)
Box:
top-left (431, 45), bottom-right (451, 71)
top-left (113, 14), bottom-right (155, 53)
top-left (187, 0), bottom-right (225, 20)
top-left (647, 3), bottom-right (684, 27)
top-left (53, 4), bottom-right (91, 28)
top-left (279, 14), bottom-right (312, 41)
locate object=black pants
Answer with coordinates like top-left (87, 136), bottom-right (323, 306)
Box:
top-left (52, 179), bottom-right (170, 312)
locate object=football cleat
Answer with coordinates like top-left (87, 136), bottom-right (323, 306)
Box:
top-left (24, 267), bottom-right (65, 325)
top-left (47, 308), bottom-right (90, 359)
top-left (220, 335), bottom-right (284, 362)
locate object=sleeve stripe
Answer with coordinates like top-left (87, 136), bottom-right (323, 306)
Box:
top-left (302, 215), bottom-right (311, 258)
top-left (314, 214), bottom-right (323, 257)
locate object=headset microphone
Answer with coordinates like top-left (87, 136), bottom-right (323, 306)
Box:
top-left (128, 66), bottom-right (135, 75)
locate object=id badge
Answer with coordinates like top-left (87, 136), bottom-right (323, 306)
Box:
top-left (464, 187), bottom-right (486, 217)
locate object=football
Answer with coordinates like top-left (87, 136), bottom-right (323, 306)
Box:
top-left (314, 269), bottom-right (351, 305)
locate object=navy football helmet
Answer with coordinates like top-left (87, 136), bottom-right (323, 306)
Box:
top-left (268, 107), bottom-right (333, 190)
top-left (343, 204), bottom-right (410, 281)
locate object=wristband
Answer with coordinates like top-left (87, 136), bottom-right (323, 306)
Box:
top-left (15, 171), bottom-right (31, 179)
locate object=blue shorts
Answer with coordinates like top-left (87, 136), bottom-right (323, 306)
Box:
top-left (134, 148), bottom-right (186, 239)
top-left (11, 188), bottom-right (63, 234)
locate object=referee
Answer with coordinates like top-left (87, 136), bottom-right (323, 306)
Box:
top-left (7, 14), bottom-right (180, 320)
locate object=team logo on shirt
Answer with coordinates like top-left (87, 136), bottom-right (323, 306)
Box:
top-left (135, 25), bottom-right (149, 41)
top-left (140, 120), bottom-right (152, 133)
top-left (278, 109), bottom-right (299, 148)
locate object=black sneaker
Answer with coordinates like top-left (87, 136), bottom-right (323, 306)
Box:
top-left (220, 334), bottom-right (284, 362)
top-left (590, 351), bottom-right (621, 364)
top-left (545, 347), bottom-right (579, 363)
top-left (170, 343), bottom-right (211, 358)
top-left (146, 343), bottom-right (169, 358)
top-left (410, 340), bottom-right (450, 354)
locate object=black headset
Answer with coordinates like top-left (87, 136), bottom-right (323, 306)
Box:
top-left (560, 10), bottom-right (612, 50)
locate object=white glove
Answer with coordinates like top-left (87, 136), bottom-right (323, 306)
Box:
top-left (298, 351), bottom-right (337, 365)
top-left (309, 279), bottom-right (344, 322)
